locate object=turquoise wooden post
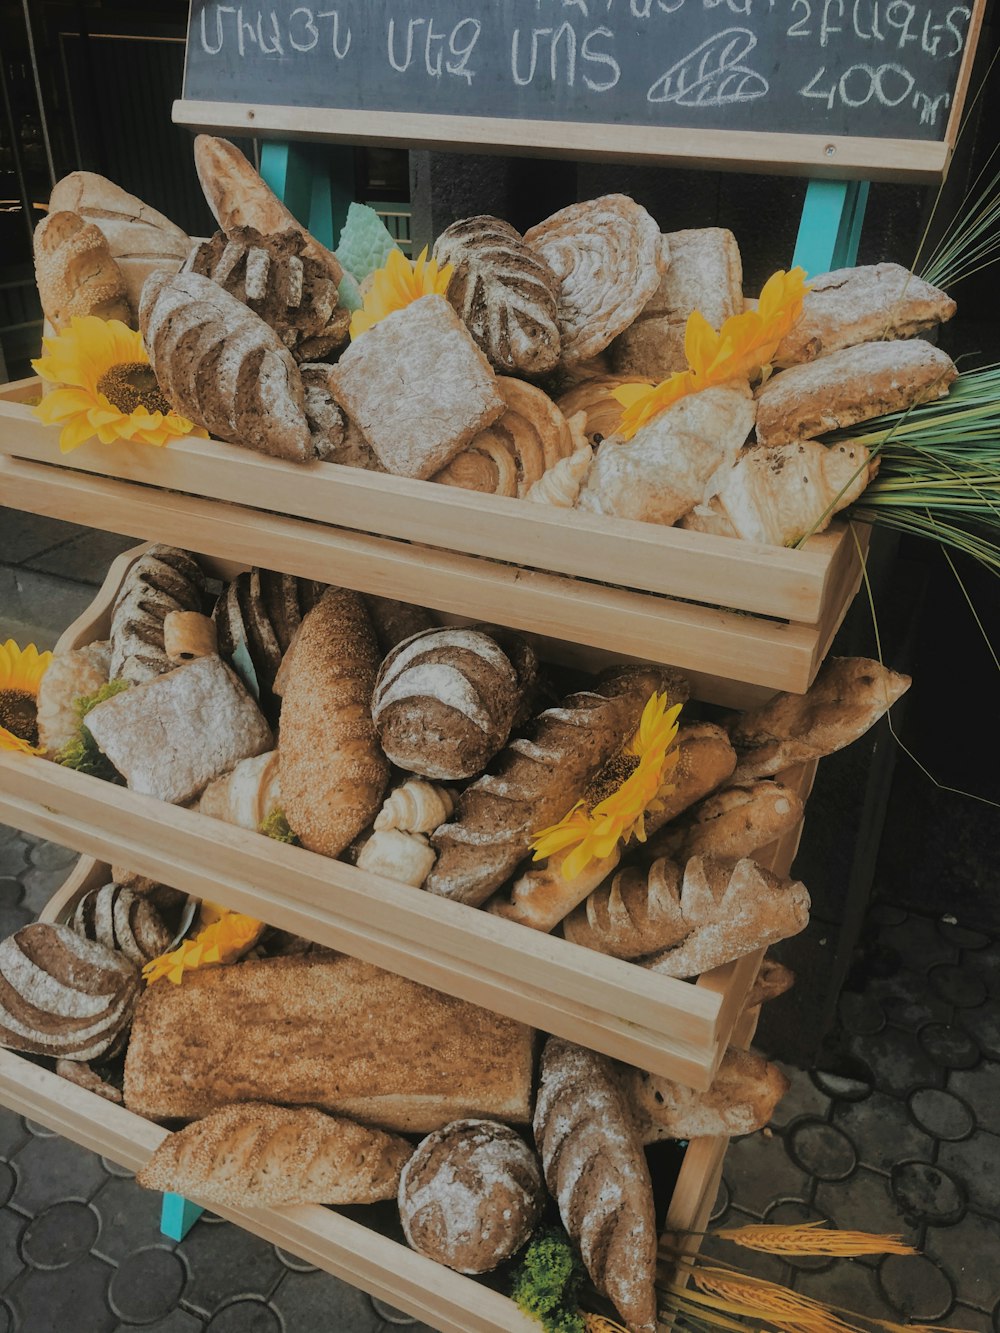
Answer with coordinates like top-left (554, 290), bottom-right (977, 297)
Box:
top-left (259, 141), bottom-right (354, 248)
top-left (160, 1191), bottom-right (203, 1241)
top-left (792, 179), bottom-right (870, 278)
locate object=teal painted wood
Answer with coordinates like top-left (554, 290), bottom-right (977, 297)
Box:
top-left (259, 141), bottom-right (313, 224)
top-left (260, 141), bottom-right (354, 248)
top-left (792, 179), bottom-right (870, 277)
top-left (160, 1192), bottom-right (203, 1241)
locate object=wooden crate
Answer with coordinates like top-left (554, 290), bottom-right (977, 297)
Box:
top-left (0, 545), bottom-right (814, 1090)
top-left (0, 378), bottom-right (867, 705)
top-left (0, 855), bottom-right (725, 1333)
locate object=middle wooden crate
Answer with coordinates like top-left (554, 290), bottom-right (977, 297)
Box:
top-left (0, 545), bottom-right (814, 1091)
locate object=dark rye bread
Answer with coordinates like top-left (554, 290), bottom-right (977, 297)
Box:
top-left (398, 1119), bottom-right (544, 1273)
top-left (71, 883), bottom-right (172, 966)
top-left (755, 339), bottom-right (957, 447)
top-left (110, 545), bottom-right (206, 685)
top-left (0, 923), bottom-right (139, 1061)
top-left (362, 595), bottom-right (435, 655)
top-left (533, 1038), bottom-right (657, 1333)
top-left (213, 568), bottom-right (324, 711)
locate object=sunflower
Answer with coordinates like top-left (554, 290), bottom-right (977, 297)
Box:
top-left (0, 640), bottom-right (52, 755)
top-left (32, 316), bottom-right (203, 453)
top-left (142, 901), bottom-right (264, 986)
top-left (349, 246), bottom-right (454, 339)
top-left (531, 692), bottom-right (683, 880)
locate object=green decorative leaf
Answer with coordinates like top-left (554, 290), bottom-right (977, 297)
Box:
top-left (510, 1229), bottom-right (586, 1333)
top-left (336, 202), bottom-right (400, 283)
top-left (260, 808), bottom-right (298, 845)
top-left (55, 678), bottom-right (130, 783)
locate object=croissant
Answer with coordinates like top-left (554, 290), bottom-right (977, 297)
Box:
top-left (356, 830), bottom-right (436, 888)
top-left (198, 751), bottom-right (281, 831)
top-left (526, 443), bottom-right (593, 508)
top-left (374, 779), bottom-right (455, 834)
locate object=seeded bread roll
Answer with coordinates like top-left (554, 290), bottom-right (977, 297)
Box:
top-left (32, 210), bottom-right (132, 330)
top-left (399, 1119), bottom-right (544, 1273)
top-left (109, 545), bottom-right (206, 686)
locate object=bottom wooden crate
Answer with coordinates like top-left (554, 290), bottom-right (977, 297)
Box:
top-left (0, 859), bottom-right (730, 1333)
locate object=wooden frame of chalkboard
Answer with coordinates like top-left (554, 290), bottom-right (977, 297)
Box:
top-left (174, 0), bottom-right (986, 183)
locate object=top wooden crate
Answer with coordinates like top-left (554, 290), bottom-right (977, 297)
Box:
top-left (0, 378), bottom-right (866, 707)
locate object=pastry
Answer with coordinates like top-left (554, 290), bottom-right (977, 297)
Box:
top-left (524, 194), bottom-right (666, 367)
top-left (278, 589), bottom-right (389, 857)
top-left (194, 135), bottom-right (343, 286)
top-left (562, 859), bottom-right (688, 959)
top-left (362, 595), bottom-right (435, 654)
top-left (32, 210), bottom-right (131, 330)
top-left (533, 1037), bottom-right (657, 1333)
top-left (647, 780), bottom-right (803, 865)
top-left (124, 952), bottom-right (535, 1132)
top-left (139, 270), bottom-right (316, 462)
top-left (214, 568), bottom-right (324, 714)
top-left (372, 626), bottom-right (534, 780)
top-left (356, 829), bottom-right (436, 888)
top-left (727, 656), bottom-right (912, 783)
top-left (755, 340), bottom-right (957, 447)
top-left (198, 751), bottom-right (281, 831)
top-left (85, 654), bottom-right (273, 805)
top-left (109, 545), bottom-right (206, 686)
top-left (0, 923), bottom-right (139, 1061)
top-left (374, 779), bottom-right (455, 834)
top-left (71, 882), bottom-right (173, 965)
top-left (611, 227), bottom-right (743, 379)
top-left (625, 1048), bottom-right (790, 1140)
top-left (328, 294), bottom-right (506, 480)
top-left (48, 171), bottom-right (191, 313)
top-left (555, 375), bottom-right (649, 447)
top-left (526, 442), bottom-right (593, 508)
top-left (773, 263), bottom-right (956, 367)
top-left (432, 377), bottom-right (574, 498)
top-left (399, 1119), bottom-right (544, 1274)
top-left (426, 666), bottom-right (680, 907)
top-left (36, 640), bottom-right (111, 758)
top-left (137, 1102), bottom-right (412, 1208)
top-left (163, 611), bottom-right (217, 664)
top-left (434, 214), bottom-right (561, 375)
top-left (577, 383), bottom-right (756, 526)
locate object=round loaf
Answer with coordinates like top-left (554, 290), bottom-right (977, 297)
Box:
top-left (398, 1119), bottom-right (543, 1273)
top-left (372, 627), bottom-right (532, 780)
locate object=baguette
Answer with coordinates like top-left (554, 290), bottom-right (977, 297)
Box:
top-left (562, 859), bottom-right (686, 959)
top-left (645, 780), bottom-right (803, 864)
top-left (625, 1048), bottom-right (790, 1140)
top-left (641, 722), bottom-right (737, 839)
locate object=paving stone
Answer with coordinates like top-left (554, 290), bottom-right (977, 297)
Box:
top-left (0, 1301), bottom-right (10, 1333)
top-left (810, 1057), bottom-right (874, 1102)
top-left (18, 866), bottom-right (75, 916)
top-left (21, 1201), bottom-right (99, 1270)
top-left (919, 1022), bottom-right (982, 1070)
top-left (938, 920), bottom-right (991, 950)
top-left (91, 1176), bottom-right (173, 1265)
top-left (925, 1212), bottom-right (1000, 1310)
top-left (890, 1160), bottom-right (966, 1225)
top-left (837, 990), bottom-right (886, 1036)
top-left (938, 1133), bottom-right (1000, 1216)
top-left (100, 1157), bottom-right (134, 1180)
top-left (108, 1247), bottom-right (188, 1325)
top-left (0, 1163), bottom-right (14, 1209)
top-left (26, 529), bottom-right (137, 585)
top-left (833, 1091), bottom-right (933, 1173)
top-left (850, 1027), bottom-right (945, 1096)
top-left (372, 1295), bottom-right (427, 1325)
top-left (910, 1087), bottom-right (976, 1141)
top-left (0, 845), bottom-right (29, 878)
top-left (930, 963), bottom-right (990, 1009)
top-left (204, 1298), bottom-right (280, 1333)
top-left (793, 1262), bottom-right (899, 1324)
top-left (880, 914), bottom-right (959, 972)
top-left (27, 841), bottom-right (78, 873)
top-left (273, 1247), bottom-right (317, 1274)
top-left (721, 1131), bottom-right (810, 1218)
top-left (270, 1269), bottom-right (385, 1332)
top-left (9, 1134), bottom-right (108, 1215)
top-left (0, 903), bottom-right (32, 937)
top-left (762, 1198), bottom-right (834, 1271)
top-left (878, 1252), bottom-right (954, 1321)
top-left (0, 1207), bottom-right (26, 1288)
top-left (0, 566), bottom-right (99, 652)
top-left (0, 1109), bottom-right (29, 1159)
top-left (768, 1064), bottom-right (832, 1130)
top-left (964, 945), bottom-right (1000, 1000)
top-left (6, 1253), bottom-right (116, 1333)
top-left (114, 1315), bottom-right (204, 1333)
top-left (24, 1119), bottom-right (57, 1138)
top-left (939, 1304), bottom-right (994, 1332)
top-left (949, 1062), bottom-right (1000, 1133)
top-left (960, 1001), bottom-right (1000, 1061)
top-left (0, 508), bottom-right (81, 565)
top-left (814, 1166), bottom-right (920, 1258)
top-left (176, 1218), bottom-right (283, 1316)
top-left (870, 904), bottom-right (907, 927)
top-left (785, 1119), bottom-right (856, 1181)
top-left (0, 826), bottom-right (22, 848)
top-left (871, 967), bottom-right (953, 1031)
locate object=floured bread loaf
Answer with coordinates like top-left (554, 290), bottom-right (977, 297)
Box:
top-left (399, 1119), bottom-right (543, 1273)
top-left (214, 567), bottom-right (324, 714)
top-left (71, 883), bottom-right (172, 965)
top-left (639, 721), bottom-right (737, 841)
top-left (563, 859), bottom-right (688, 960)
top-left (755, 340), bottom-right (957, 447)
top-left (625, 1048), bottom-right (790, 1140)
top-left (524, 194), bottom-right (665, 366)
top-left (0, 923), bottom-right (139, 1061)
top-left (774, 263), bottom-right (956, 367)
top-left (124, 953), bottom-right (535, 1131)
top-left (372, 626), bottom-right (533, 780)
top-left (434, 215), bottom-right (561, 375)
top-left (648, 780), bottom-right (803, 865)
top-left (534, 1038), bottom-right (657, 1333)
top-left (36, 641), bottom-right (111, 757)
top-left (33, 210), bottom-right (131, 330)
top-left (110, 545), bottom-right (206, 685)
top-left (611, 227), bottom-right (743, 380)
top-left (298, 362), bottom-right (347, 459)
top-left (138, 1102), bottom-right (412, 1208)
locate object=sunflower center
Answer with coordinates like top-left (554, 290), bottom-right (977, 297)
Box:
top-left (0, 689), bottom-right (38, 746)
top-left (96, 362), bottom-right (172, 416)
top-left (584, 751), bottom-right (640, 809)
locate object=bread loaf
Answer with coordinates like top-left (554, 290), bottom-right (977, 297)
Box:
top-left (109, 545), bottom-right (206, 685)
top-left (71, 882), bottom-right (173, 965)
top-left (746, 957), bottom-right (795, 1008)
top-left (533, 1037), bottom-right (657, 1333)
top-left (36, 641), bottom-right (111, 758)
top-left (399, 1119), bottom-right (544, 1273)
top-left (625, 1048), bottom-right (790, 1140)
top-left (139, 270), bottom-right (315, 462)
top-left (562, 859), bottom-right (687, 959)
top-left (124, 953), bottom-right (535, 1131)
top-left (426, 666), bottom-right (678, 907)
top-left (646, 780), bottom-right (803, 865)
top-left (198, 751), bottom-right (281, 831)
top-left (298, 362), bottom-right (347, 458)
top-left (489, 847), bottom-right (622, 934)
top-left (434, 215), bottom-right (561, 375)
top-left (0, 923), bottom-right (139, 1061)
top-left (640, 722), bottom-right (737, 840)
top-left (137, 1102), bottom-right (412, 1208)
top-left (278, 589), bottom-right (389, 857)
top-left (361, 596), bottom-right (435, 654)
top-left (372, 626), bottom-right (533, 780)
top-left (32, 210), bottom-right (131, 330)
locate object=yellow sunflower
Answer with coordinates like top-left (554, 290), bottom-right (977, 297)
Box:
top-left (0, 640), bottom-right (52, 755)
top-left (349, 246), bottom-right (454, 339)
top-left (531, 692), bottom-right (683, 880)
top-left (142, 901), bottom-right (264, 986)
top-left (32, 316), bottom-right (204, 453)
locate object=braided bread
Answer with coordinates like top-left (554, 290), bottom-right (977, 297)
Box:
top-left (109, 545), bottom-right (205, 685)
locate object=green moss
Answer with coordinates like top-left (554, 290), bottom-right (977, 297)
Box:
top-left (510, 1230), bottom-right (586, 1333)
top-left (260, 807), bottom-right (298, 845)
top-left (55, 679), bottom-right (129, 782)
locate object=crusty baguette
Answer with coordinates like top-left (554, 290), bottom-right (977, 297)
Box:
top-left (32, 210), bottom-right (131, 329)
top-left (124, 954), bottom-right (535, 1132)
top-left (278, 588), bottom-right (389, 857)
top-left (137, 1102), bottom-right (412, 1208)
top-left (625, 1047), bottom-right (790, 1140)
top-left (745, 957), bottom-right (795, 1008)
top-left (562, 858), bottom-right (686, 959)
top-left (645, 780), bottom-right (803, 864)
top-left (641, 722), bottom-right (737, 840)
top-left (488, 846), bottom-right (621, 933)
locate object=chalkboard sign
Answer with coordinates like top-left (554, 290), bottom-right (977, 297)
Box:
top-left (175, 0), bottom-right (985, 180)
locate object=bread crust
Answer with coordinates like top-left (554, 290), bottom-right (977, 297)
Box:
top-left (625, 1048), bottom-right (790, 1140)
top-left (33, 210), bottom-right (132, 329)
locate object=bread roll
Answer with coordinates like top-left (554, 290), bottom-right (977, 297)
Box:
top-left (278, 589), bottom-right (389, 857)
top-left (33, 210), bottom-right (131, 329)
top-left (641, 722), bottom-right (737, 839)
top-left (356, 829), bottom-right (436, 888)
top-left (625, 1048), bottom-right (790, 1140)
top-left (399, 1119), bottom-right (544, 1273)
top-left (138, 1101), bottom-right (411, 1208)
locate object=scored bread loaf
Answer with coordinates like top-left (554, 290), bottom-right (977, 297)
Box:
top-left (533, 1037), bottom-right (657, 1333)
top-left (489, 847), bottom-right (623, 934)
top-left (124, 953), bottom-right (535, 1132)
top-left (361, 595), bottom-right (435, 654)
top-left (426, 665), bottom-right (681, 907)
top-left (646, 780), bottom-right (803, 865)
top-left (278, 589), bottom-right (389, 857)
top-left (32, 210), bottom-right (131, 330)
top-left (109, 545), bottom-right (206, 685)
top-left (625, 1048), bottom-right (790, 1140)
top-left (562, 859), bottom-right (687, 959)
top-left (71, 883), bottom-right (173, 965)
top-left (137, 1102), bottom-right (412, 1208)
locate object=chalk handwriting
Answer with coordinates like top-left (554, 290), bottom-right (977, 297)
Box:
top-left (647, 28), bottom-right (769, 104)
